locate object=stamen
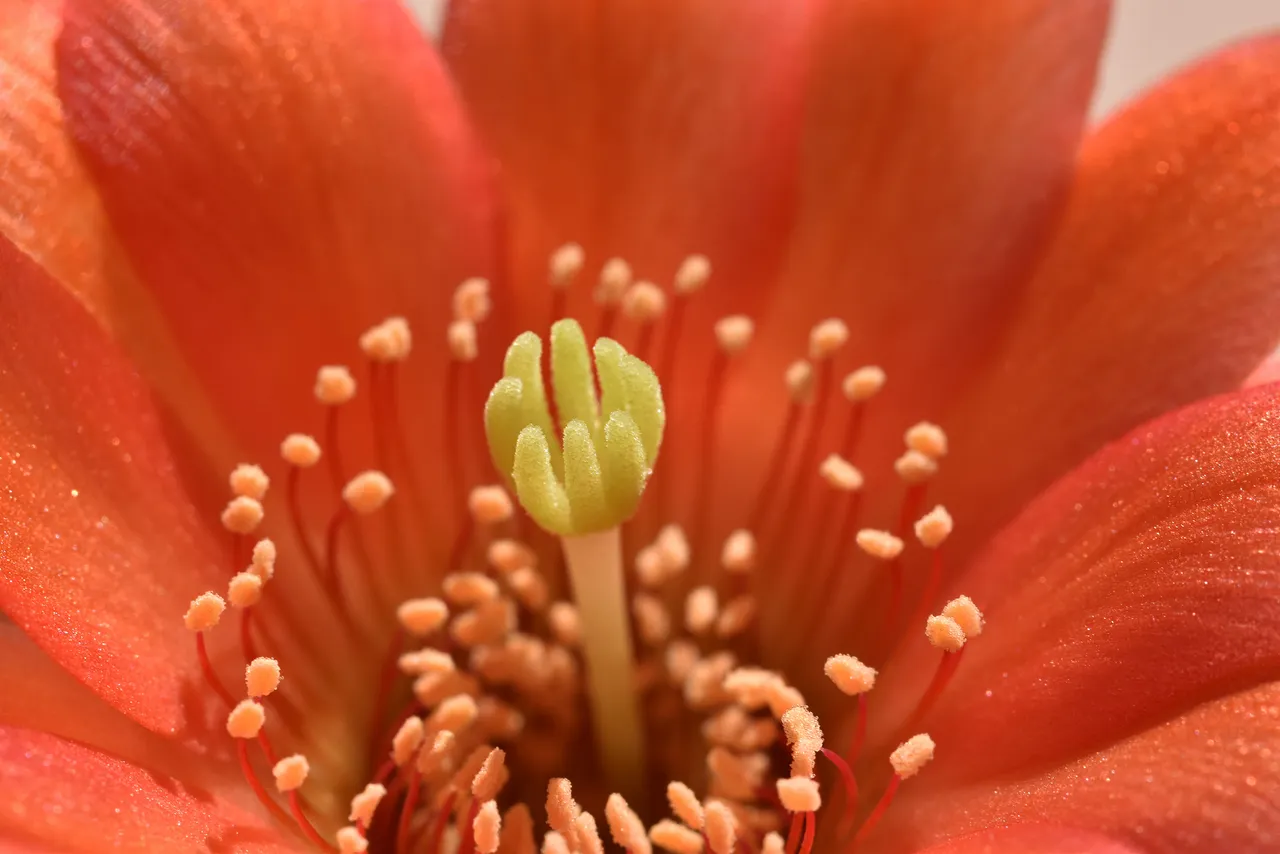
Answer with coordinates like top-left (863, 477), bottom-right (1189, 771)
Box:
top-left (343, 470), bottom-right (395, 515)
top-left (908, 599), bottom-right (983, 731)
top-left (250, 538), bottom-right (276, 582)
top-left (780, 706), bottom-right (823, 779)
top-left (315, 365), bottom-right (357, 406)
top-left (595, 258), bottom-right (633, 339)
top-left (454, 277), bottom-right (492, 324)
top-left (762, 833), bottom-right (785, 854)
top-left (942, 595), bottom-right (985, 638)
top-left (546, 778), bottom-right (582, 843)
top-left (221, 496), bottom-right (264, 536)
top-left (904, 422), bottom-right (948, 459)
top-left (184, 592), bottom-right (225, 633)
top-left (703, 802), bottom-right (736, 854)
top-left (509, 566), bottom-right (551, 612)
top-left (775, 778), bottom-right (820, 813)
top-left (489, 539), bottom-right (537, 574)
top-left (548, 603), bottom-right (583, 648)
top-left (649, 820), bottom-right (703, 854)
top-left (227, 572), bottom-right (263, 609)
top-left (855, 530), bottom-right (904, 561)
top-left (475, 800), bottom-right (503, 854)
top-left (714, 316), bottom-right (753, 355)
top-left (818, 748), bottom-right (858, 836)
top-left (684, 586), bottom-right (718, 636)
top-left (450, 319), bottom-right (480, 362)
top-left (225, 701), bottom-right (295, 831)
top-left (842, 366), bottom-right (886, 403)
top-left (622, 281), bottom-right (667, 359)
top-left (544, 832), bottom-right (572, 854)
top-left (549, 242), bottom-right (586, 324)
top-left (893, 450), bottom-right (938, 485)
top-left (575, 812), bottom-right (605, 854)
top-left (230, 464), bottom-right (270, 501)
top-left (674, 255), bottom-right (712, 296)
top-left (272, 754), bottom-right (309, 792)
top-left (823, 654), bottom-right (874, 759)
top-left (469, 485), bottom-right (514, 526)
top-left (667, 781), bottom-right (705, 829)
top-left (391, 716), bottom-right (426, 767)
top-left (398, 597), bottom-right (450, 637)
top-left (715, 596), bottom-right (756, 639)
top-left (349, 783), bottom-right (387, 827)
top-left (444, 572), bottom-right (501, 607)
top-left (852, 734), bottom-right (934, 845)
top-left (336, 826), bottom-right (369, 854)
top-left (281, 433), bottom-right (322, 468)
top-left (606, 794), bottom-right (652, 854)
top-left (246, 657), bottom-right (282, 697)
top-left (721, 530), bottom-right (757, 574)
top-left (472, 747), bottom-right (509, 801)
top-left (316, 366), bottom-right (356, 503)
top-left (906, 506), bottom-right (954, 638)
top-left (925, 615), bottom-right (966, 654)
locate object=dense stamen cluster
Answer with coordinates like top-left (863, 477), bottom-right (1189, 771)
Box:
top-left (179, 245), bottom-right (985, 853)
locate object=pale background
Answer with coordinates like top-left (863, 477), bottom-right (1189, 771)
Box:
top-left (404, 0), bottom-right (1280, 122)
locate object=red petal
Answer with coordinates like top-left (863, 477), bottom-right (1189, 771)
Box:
top-left (0, 726), bottom-right (294, 852)
top-left (443, 0), bottom-right (810, 322)
top-left (909, 827), bottom-right (1142, 854)
top-left (722, 0), bottom-right (1111, 484)
top-left (0, 624), bottom-right (195, 775)
top-left (940, 34), bottom-right (1280, 563)
top-left (879, 682), bottom-right (1280, 854)
top-left (870, 384), bottom-right (1280, 787)
top-left (0, 239), bottom-right (225, 734)
top-left (442, 0), bottom-right (814, 511)
top-left (0, 0), bottom-right (233, 473)
top-left (56, 0), bottom-right (497, 475)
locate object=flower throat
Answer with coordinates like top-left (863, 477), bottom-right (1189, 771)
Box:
top-left (180, 245), bottom-right (983, 854)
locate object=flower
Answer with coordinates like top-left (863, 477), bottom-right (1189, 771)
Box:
top-left (1, 0), bottom-right (1279, 852)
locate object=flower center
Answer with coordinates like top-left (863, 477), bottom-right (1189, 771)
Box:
top-left (180, 246), bottom-right (984, 854)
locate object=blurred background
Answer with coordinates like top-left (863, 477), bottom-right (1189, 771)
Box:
top-left (403, 0), bottom-right (1280, 122)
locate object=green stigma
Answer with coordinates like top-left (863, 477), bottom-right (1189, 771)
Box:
top-left (484, 319), bottom-right (665, 536)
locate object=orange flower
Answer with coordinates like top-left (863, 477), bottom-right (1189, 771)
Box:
top-left (1, 0), bottom-right (1279, 852)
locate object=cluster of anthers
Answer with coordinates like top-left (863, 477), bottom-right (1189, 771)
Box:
top-left (180, 243), bottom-right (985, 854)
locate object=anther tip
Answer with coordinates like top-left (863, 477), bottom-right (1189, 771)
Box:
top-left (890, 734), bottom-right (936, 779)
top-left (314, 365), bottom-right (356, 405)
top-left (342, 470), bottom-right (394, 514)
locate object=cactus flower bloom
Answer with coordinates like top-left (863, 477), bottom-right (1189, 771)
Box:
top-left (1, 0), bottom-right (1279, 853)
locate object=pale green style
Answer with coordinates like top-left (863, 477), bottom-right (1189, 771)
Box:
top-left (484, 319), bottom-right (665, 536)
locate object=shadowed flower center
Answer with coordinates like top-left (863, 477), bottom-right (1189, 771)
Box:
top-left (180, 246), bottom-right (984, 854)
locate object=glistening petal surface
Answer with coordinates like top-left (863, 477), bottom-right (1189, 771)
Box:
top-left (871, 384), bottom-right (1280, 787)
top-left (0, 238), bottom-right (225, 734)
top-left (56, 0), bottom-right (498, 481)
top-left (882, 682), bottom-right (1280, 854)
top-left (0, 726), bottom-right (295, 853)
top-left (724, 0), bottom-right (1111, 507)
top-left (940, 33), bottom-right (1280, 564)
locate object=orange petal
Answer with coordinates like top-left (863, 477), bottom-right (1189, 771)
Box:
top-left (940, 34), bottom-right (1280, 563)
top-left (0, 239), bottom-right (226, 734)
top-left (56, 0), bottom-right (497, 478)
top-left (443, 0), bottom-right (811, 321)
top-left (442, 0), bottom-right (814, 509)
top-left (725, 0), bottom-right (1111, 480)
top-left (908, 827), bottom-right (1142, 854)
top-left (0, 726), bottom-right (293, 853)
top-left (0, 0), bottom-right (237, 471)
top-left (871, 384), bottom-right (1280, 787)
top-left (880, 681), bottom-right (1280, 854)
